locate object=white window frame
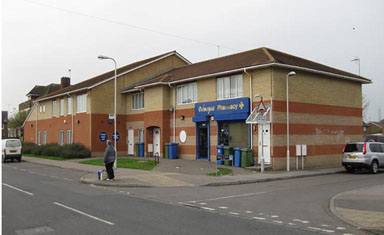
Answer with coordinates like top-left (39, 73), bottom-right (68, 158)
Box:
top-left (37, 131), bottom-right (41, 145)
top-left (39, 106), bottom-right (43, 113)
top-left (67, 130), bottom-right (72, 144)
top-left (131, 92), bottom-right (144, 110)
top-left (59, 130), bottom-right (64, 146)
top-left (177, 82), bottom-right (197, 105)
top-left (60, 99), bottom-right (64, 116)
top-left (67, 97), bottom-right (72, 114)
top-left (42, 105), bottom-right (46, 113)
top-left (217, 75), bottom-right (243, 100)
top-left (52, 100), bottom-right (56, 117)
top-left (76, 94), bottom-right (87, 113)
top-left (43, 131), bottom-right (47, 145)
top-left (138, 129), bottom-right (145, 143)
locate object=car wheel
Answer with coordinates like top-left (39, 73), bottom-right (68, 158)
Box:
top-left (18, 158), bottom-right (22, 162)
top-left (2, 155), bottom-right (5, 163)
top-left (370, 161), bottom-right (378, 174)
top-left (345, 167), bottom-right (354, 173)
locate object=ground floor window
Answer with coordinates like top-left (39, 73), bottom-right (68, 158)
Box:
top-left (67, 130), bottom-right (72, 144)
top-left (138, 129), bottom-right (144, 142)
top-left (59, 130), bottom-right (64, 146)
top-left (218, 121), bottom-right (248, 147)
top-left (38, 131), bottom-right (41, 145)
top-left (43, 131), bottom-right (47, 145)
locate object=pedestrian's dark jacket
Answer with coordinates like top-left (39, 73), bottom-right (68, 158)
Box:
top-left (104, 145), bottom-right (116, 164)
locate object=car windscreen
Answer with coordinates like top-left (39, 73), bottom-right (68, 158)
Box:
top-left (5, 140), bottom-right (21, 147)
top-left (344, 144), bottom-right (363, 152)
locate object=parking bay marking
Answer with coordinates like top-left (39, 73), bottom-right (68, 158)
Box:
top-left (195, 192), bottom-right (266, 202)
top-left (53, 202), bottom-right (115, 225)
top-left (3, 183), bottom-right (34, 196)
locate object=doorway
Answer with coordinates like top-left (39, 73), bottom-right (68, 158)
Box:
top-left (153, 128), bottom-right (160, 157)
top-left (258, 123), bottom-right (271, 164)
top-left (128, 128), bottom-right (134, 155)
top-left (197, 122), bottom-right (209, 160)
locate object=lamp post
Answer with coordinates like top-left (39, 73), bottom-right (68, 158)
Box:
top-left (286, 71), bottom-right (296, 172)
top-left (254, 94), bottom-right (264, 173)
top-left (98, 55), bottom-right (117, 169)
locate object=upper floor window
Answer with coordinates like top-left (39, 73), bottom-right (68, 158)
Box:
top-left (60, 99), bottom-right (64, 116)
top-left (131, 92), bottom-right (144, 110)
top-left (217, 75), bottom-right (243, 100)
top-left (67, 97), bottom-right (72, 114)
top-left (177, 82), bottom-right (197, 105)
top-left (52, 101), bottom-right (56, 116)
top-left (76, 94), bottom-right (87, 113)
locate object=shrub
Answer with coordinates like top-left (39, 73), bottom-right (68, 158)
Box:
top-left (60, 143), bottom-right (91, 159)
top-left (22, 142), bottom-right (36, 154)
top-left (31, 145), bottom-right (44, 156)
top-left (41, 143), bottom-right (63, 157)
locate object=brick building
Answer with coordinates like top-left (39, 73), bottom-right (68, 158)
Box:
top-left (23, 47), bottom-right (371, 170)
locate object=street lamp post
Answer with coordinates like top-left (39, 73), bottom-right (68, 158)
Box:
top-left (286, 71), bottom-right (296, 172)
top-left (254, 94), bottom-right (264, 173)
top-left (98, 55), bottom-right (117, 169)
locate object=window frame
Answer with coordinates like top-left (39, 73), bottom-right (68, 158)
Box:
top-left (138, 129), bottom-right (145, 143)
top-left (67, 130), bottom-right (72, 144)
top-left (59, 130), bottom-right (64, 146)
top-left (37, 131), bottom-right (41, 145)
top-left (67, 97), bottom-right (72, 114)
top-left (60, 99), bottom-right (64, 116)
top-left (52, 100), bottom-right (56, 117)
top-left (76, 94), bottom-right (87, 113)
top-left (217, 74), bottom-right (243, 100)
top-left (177, 82), bottom-right (198, 105)
top-left (131, 92), bottom-right (144, 110)
top-left (43, 131), bottom-right (47, 144)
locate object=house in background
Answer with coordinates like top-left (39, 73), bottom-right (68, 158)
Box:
top-left (363, 121), bottom-right (383, 134)
top-left (2, 111), bottom-right (8, 139)
top-left (19, 83), bottom-right (62, 113)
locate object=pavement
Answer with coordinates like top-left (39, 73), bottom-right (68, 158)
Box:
top-left (22, 155), bottom-right (344, 188)
top-left (330, 184), bottom-right (384, 234)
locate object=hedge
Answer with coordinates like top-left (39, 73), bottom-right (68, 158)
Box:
top-left (41, 143), bottom-right (63, 157)
top-left (22, 142), bottom-right (91, 159)
top-left (60, 143), bottom-right (91, 159)
top-left (22, 142), bottom-right (36, 154)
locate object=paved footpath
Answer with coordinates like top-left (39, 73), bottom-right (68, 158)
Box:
top-left (331, 184), bottom-right (384, 233)
top-left (23, 156), bottom-right (344, 187)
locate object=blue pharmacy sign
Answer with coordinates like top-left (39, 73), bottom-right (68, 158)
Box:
top-left (193, 97), bottom-right (250, 122)
top-left (99, 131), bottom-right (107, 142)
top-left (112, 132), bottom-right (120, 142)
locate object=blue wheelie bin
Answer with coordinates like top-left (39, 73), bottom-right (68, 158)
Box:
top-left (233, 147), bottom-right (242, 167)
top-left (169, 143), bottom-right (179, 159)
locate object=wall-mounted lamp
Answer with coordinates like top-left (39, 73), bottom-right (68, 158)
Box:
top-left (210, 116), bottom-right (214, 121)
top-left (180, 115), bottom-right (185, 120)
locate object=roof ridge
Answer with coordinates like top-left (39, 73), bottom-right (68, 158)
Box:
top-left (261, 47), bottom-right (275, 62)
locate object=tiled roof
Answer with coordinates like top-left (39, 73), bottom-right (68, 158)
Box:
top-left (37, 51), bottom-right (178, 101)
top-left (126, 47), bottom-right (371, 90)
top-left (27, 84), bottom-right (61, 97)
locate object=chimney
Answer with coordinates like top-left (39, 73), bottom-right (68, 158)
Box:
top-left (61, 77), bottom-right (70, 89)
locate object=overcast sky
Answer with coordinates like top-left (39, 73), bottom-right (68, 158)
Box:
top-left (2, 0), bottom-right (383, 121)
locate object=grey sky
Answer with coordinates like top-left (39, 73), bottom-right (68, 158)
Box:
top-left (2, 0), bottom-right (383, 121)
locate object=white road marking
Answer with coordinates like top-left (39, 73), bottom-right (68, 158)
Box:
top-left (288, 223), bottom-right (296, 226)
top-left (245, 211), bottom-right (253, 213)
top-left (342, 233), bottom-right (355, 235)
top-left (336, 227), bottom-right (346, 230)
top-left (307, 227), bottom-right (335, 233)
top-left (53, 202), bottom-right (115, 225)
top-left (253, 217), bottom-right (266, 220)
top-left (293, 219), bottom-right (309, 224)
top-left (258, 213), bottom-right (265, 215)
top-left (15, 226), bottom-right (54, 235)
top-left (203, 192), bottom-right (266, 201)
top-left (271, 215), bottom-right (279, 218)
top-left (272, 220), bottom-right (283, 224)
top-left (187, 201), bottom-right (196, 203)
top-left (219, 206), bottom-right (228, 209)
top-left (229, 212), bottom-right (239, 215)
top-left (321, 224), bottom-right (331, 227)
top-left (3, 183), bottom-right (34, 196)
top-left (201, 207), bottom-right (215, 211)
top-left (199, 202), bottom-right (207, 205)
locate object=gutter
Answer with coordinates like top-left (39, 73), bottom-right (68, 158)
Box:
top-left (168, 83), bottom-right (176, 142)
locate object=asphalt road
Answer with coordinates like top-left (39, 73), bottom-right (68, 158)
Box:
top-left (3, 161), bottom-right (322, 235)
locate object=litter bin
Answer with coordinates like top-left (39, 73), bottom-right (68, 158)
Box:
top-left (164, 143), bottom-right (170, 158)
top-left (169, 143), bottom-right (179, 159)
top-left (135, 143), bottom-right (140, 157)
top-left (241, 148), bottom-right (250, 168)
top-left (233, 147), bottom-right (242, 167)
top-left (216, 145), bottom-right (224, 157)
top-left (139, 142), bottom-right (144, 157)
top-left (223, 146), bottom-right (233, 156)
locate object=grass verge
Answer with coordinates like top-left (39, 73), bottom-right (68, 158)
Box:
top-left (79, 158), bottom-right (156, 171)
top-left (207, 167), bottom-right (233, 176)
top-left (23, 153), bottom-right (66, 161)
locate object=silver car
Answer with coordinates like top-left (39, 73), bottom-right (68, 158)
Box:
top-left (342, 142), bottom-right (384, 174)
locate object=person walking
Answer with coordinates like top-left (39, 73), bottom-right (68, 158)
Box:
top-left (104, 140), bottom-right (116, 180)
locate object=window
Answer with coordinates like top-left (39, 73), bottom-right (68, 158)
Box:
top-left (67, 97), bottom-right (72, 114)
top-left (67, 130), bottom-right (72, 144)
top-left (39, 106), bottom-right (43, 113)
top-left (177, 82), bottom-right (197, 104)
top-left (42, 105), bottom-right (46, 113)
top-left (52, 100), bottom-right (56, 116)
top-left (131, 92), bottom-right (144, 110)
top-left (43, 131), bottom-right (47, 144)
top-left (138, 129), bottom-right (144, 142)
top-left (37, 131), bottom-right (41, 145)
top-left (60, 99), bottom-right (64, 116)
top-left (76, 94), bottom-right (87, 113)
top-left (59, 130), bottom-right (64, 146)
top-left (217, 75), bottom-right (243, 100)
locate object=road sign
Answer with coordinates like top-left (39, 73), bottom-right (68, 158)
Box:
top-left (112, 132), bottom-right (120, 142)
top-left (99, 131), bottom-right (107, 142)
top-left (258, 101), bottom-right (266, 112)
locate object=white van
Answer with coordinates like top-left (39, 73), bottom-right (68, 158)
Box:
top-left (2, 139), bottom-right (22, 162)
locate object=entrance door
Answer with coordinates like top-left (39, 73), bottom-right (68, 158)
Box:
top-left (258, 124), bottom-right (271, 164)
top-left (153, 128), bottom-right (160, 157)
top-left (128, 129), bottom-right (134, 155)
top-left (197, 123), bottom-right (209, 160)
